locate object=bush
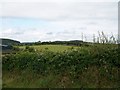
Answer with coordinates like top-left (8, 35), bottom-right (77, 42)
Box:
top-left (25, 46), bottom-right (35, 52)
top-left (2, 44), bottom-right (118, 76)
top-left (13, 46), bottom-right (20, 51)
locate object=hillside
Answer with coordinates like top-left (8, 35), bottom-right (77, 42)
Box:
top-left (23, 40), bottom-right (84, 46)
top-left (0, 38), bottom-right (20, 45)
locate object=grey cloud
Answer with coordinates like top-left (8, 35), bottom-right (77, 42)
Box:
top-left (0, 2), bottom-right (117, 22)
top-left (1, 0), bottom-right (119, 3)
top-left (78, 27), bottom-right (87, 30)
top-left (46, 32), bottom-right (53, 35)
top-left (87, 22), bottom-right (98, 25)
top-left (14, 32), bottom-right (24, 35)
top-left (56, 30), bottom-right (77, 35)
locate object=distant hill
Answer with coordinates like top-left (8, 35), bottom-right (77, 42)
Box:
top-left (0, 38), bottom-right (20, 45)
top-left (33, 40), bottom-right (84, 46)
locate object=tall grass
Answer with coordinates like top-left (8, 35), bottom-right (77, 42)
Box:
top-left (81, 31), bottom-right (118, 44)
top-left (92, 31), bottom-right (118, 44)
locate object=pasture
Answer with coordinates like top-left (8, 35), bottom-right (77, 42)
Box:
top-left (19, 45), bottom-right (80, 52)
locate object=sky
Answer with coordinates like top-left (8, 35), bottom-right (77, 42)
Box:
top-left (0, 0), bottom-right (118, 42)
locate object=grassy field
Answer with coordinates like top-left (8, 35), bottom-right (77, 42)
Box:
top-left (2, 44), bottom-right (119, 88)
top-left (19, 45), bottom-right (80, 52)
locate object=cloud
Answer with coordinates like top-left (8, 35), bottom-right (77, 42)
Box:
top-left (2, 28), bottom-right (24, 36)
top-left (0, 2), bottom-right (117, 21)
top-left (1, 28), bottom-right (46, 42)
top-left (0, 2), bottom-right (118, 42)
top-left (46, 32), bottom-right (53, 35)
top-left (0, 0), bottom-right (119, 3)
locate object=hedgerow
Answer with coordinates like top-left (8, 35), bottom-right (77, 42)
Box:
top-left (2, 45), bottom-right (119, 77)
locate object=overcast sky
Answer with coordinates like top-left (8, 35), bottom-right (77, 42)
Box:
top-left (0, 0), bottom-right (118, 42)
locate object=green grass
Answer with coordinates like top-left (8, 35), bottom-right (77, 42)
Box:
top-left (3, 66), bottom-right (119, 88)
top-left (19, 45), bottom-right (80, 52)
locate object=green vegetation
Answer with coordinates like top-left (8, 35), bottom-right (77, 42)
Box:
top-left (19, 45), bottom-right (80, 52)
top-left (2, 44), bottom-right (119, 88)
